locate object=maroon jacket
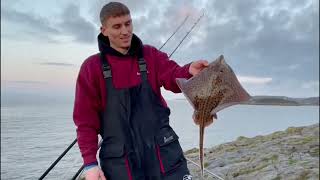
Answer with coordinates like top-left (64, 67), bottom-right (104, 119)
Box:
top-left (73, 34), bottom-right (192, 165)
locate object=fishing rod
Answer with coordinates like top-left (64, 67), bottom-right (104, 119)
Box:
top-left (169, 9), bottom-right (205, 58)
top-left (39, 139), bottom-right (77, 180)
top-left (186, 157), bottom-right (224, 180)
top-left (158, 14), bottom-right (190, 50)
top-left (71, 139), bottom-right (103, 180)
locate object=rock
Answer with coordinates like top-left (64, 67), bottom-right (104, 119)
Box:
top-left (184, 123), bottom-right (319, 179)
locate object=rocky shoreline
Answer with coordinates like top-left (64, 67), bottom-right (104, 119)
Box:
top-left (185, 123), bottom-right (319, 180)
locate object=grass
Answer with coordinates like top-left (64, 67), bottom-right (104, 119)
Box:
top-left (285, 127), bottom-right (303, 135)
top-left (204, 162), bottom-right (209, 168)
top-left (309, 147), bottom-right (319, 157)
top-left (184, 148), bottom-right (199, 154)
top-left (271, 175), bottom-right (281, 180)
top-left (232, 163), bottom-right (269, 177)
top-left (234, 157), bottom-right (251, 164)
top-left (261, 154), bottom-right (279, 164)
top-left (301, 136), bottom-right (316, 144)
top-left (288, 157), bottom-right (298, 165)
top-left (237, 136), bottom-right (249, 141)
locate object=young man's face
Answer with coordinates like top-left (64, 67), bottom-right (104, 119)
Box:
top-left (101, 14), bottom-right (133, 50)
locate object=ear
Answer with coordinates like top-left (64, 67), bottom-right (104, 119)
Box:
top-left (100, 26), bottom-right (108, 37)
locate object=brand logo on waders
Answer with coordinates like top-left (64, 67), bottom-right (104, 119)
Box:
top-left (163, 135), bottom-right (174, 143)
top-left (183, 174), bottom-right (192, 180)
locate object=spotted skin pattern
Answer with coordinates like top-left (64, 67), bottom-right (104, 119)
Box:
top-left (177, 55), bottom-right (250, 177)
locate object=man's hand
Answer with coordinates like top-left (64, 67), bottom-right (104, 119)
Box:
top-left (189, 60), bottom-right (209, 76)
top-left (85, 166), bottom-right (106, 180)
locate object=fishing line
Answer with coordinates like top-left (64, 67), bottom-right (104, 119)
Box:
top-left (158, 14), bottom-right (190, 50)
top-left (169, 9), bottom-right (205, 58)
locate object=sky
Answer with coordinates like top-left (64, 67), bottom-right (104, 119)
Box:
top-left (1, 0), bottom-right (319, 102)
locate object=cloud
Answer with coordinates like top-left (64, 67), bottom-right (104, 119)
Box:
top-left (238, 76), bottom-right (272, 85)
top-left (1, 2), bottom-right (97, 44)
top-left (4, 80), bottom-right (48, 84)
top-left (1, 0), bottom-right (318, 98)
top-left (58, 4), bottom-right (98, 43)
top-left (1, 7), bottom-right (61, 43)
top-left (1, 8), bottom-right (60, 34)
top-left (88, 0), bottom-right (316, 97)
top-left (88, 0), bottom-right (318, 79)
top-left (38, 62), bottom-right (77, 67)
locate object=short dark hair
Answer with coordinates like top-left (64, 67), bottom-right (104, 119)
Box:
top-left (100, 2), bottom-right (130, 25)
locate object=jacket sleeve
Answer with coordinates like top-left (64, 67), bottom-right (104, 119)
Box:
top-left (155, 48), bottom-right (193, 93)
top-left (73, 60), bottom-right (100, 165)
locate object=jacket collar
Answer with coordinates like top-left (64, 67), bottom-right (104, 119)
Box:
top-left (98, 33), bottom-right (143, 57)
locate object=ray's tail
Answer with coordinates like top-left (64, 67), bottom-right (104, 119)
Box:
top-left (199, 121), bottom-right (205, 178)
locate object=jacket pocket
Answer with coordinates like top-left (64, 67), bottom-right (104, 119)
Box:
top-left (155, 128), bottom-right (185, 175)
top-left (99, 143), bottom-right (125, 159)
top-left (99, 143), bottom-right (132, 180)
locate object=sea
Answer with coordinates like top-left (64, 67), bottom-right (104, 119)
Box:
top-left (1, 96), bottom-right (319, 180)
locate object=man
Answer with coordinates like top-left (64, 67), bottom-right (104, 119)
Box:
top-left (73, 2), bottom-right (211, 180)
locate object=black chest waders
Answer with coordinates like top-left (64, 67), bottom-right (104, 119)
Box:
top-left (98, 51), bottom-right (191, 180)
